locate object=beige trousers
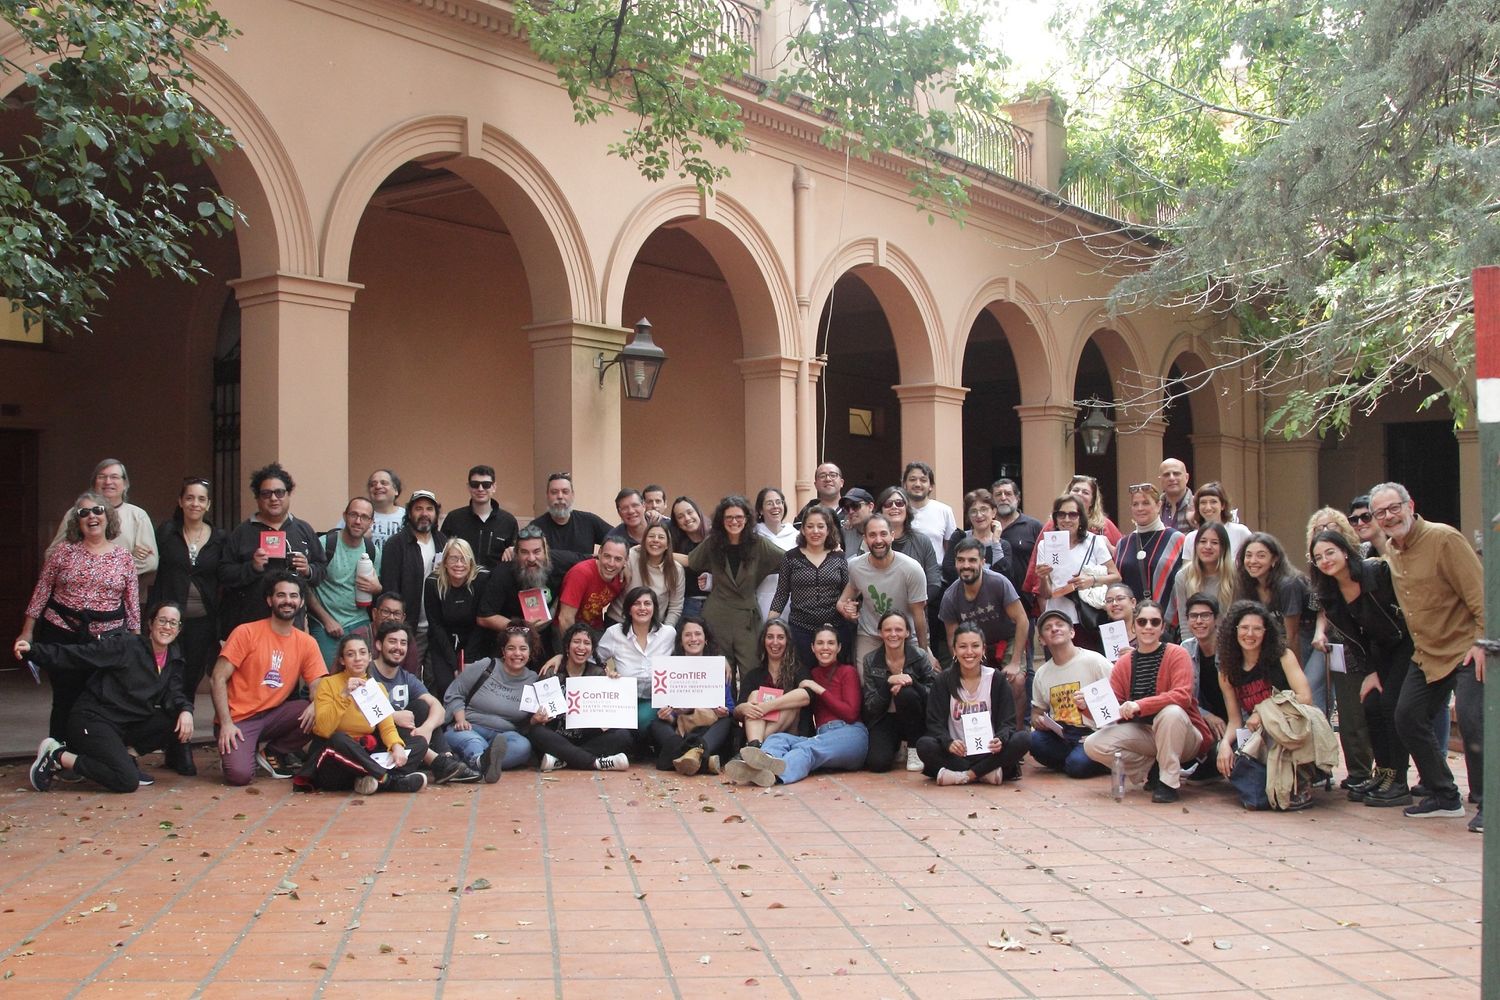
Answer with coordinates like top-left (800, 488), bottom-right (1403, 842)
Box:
top-left (1083, 704), bottom-right (1201, 789)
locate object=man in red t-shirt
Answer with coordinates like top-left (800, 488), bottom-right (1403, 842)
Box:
top-left (555, 537), bottom-right (628, 631)
top-left (210, 572), bottom-right (327, 785)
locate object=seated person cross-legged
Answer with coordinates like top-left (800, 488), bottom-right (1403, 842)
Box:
top-left (726, 623), bottom-right (868, 786)
top-left (529, 622), bottom-right (633, 773)
top-left (648, 615), bottom-right (736, 776)
top-left (1028, 609), bottom-right (1112, 779)
top-left (443, 625), bottom-right (545, 783)
top-left (915, 623), bottom-right (1031, 786)
top-left (301, 635), bottom-right (428, 794)
top-left (1081, 600), bottom-right (1213, 803)
top-left (732, 619), bottom-right (808, 751)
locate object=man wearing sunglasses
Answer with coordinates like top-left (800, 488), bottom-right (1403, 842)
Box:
top-left (440, 465), bottom-right (518, 569)
top-left (1079, 599), bottom-right (1212, 803)
top-left (220, 462), bottom-right (327, 633)
top-left (1372, 482), bottom-right (1485, 830)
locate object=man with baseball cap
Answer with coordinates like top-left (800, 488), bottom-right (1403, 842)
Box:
top-left (839, 488), bottom-right (875, 553)
top-left (1028, 608), bottom-right (1112, 777)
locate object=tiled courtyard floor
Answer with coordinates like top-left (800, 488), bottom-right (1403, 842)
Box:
top-left (0, 742), bottom-right (1481, 1000)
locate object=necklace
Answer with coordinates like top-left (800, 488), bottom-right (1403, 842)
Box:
top-left (184, 523), bottom-right (209, 566)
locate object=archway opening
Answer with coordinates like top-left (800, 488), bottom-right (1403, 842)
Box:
top-left (1161, 362), bottom-right (1196, 475)
top-left (817, 271), bottom-right (902, 493)
top-left (1072, 338), bottom-right (1118, 522)
top-left (960, 307), bottom-right (1022, 495)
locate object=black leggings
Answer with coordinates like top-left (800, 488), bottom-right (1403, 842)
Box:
top-left (915, 732), bottom-right (1031, 779)
top-left (1363, 655), bottom-right (1410, 775)
top-left (177, 615), bottom-right (218, 707)
top-left (864, 686), bottom-right (927, 772)
top-left (648, 717), bottom-right (735, 770)
top-left (527, 726), bottom-right (635, 770)
top-left (306, 732), bottom-right (430, 790)
top-left (38, 618), bottom-right (94, 741)
top-left (67, 710), bottom-right (178, 793)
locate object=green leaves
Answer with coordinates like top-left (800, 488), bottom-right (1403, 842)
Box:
top-left (517, 0), bottom-right (1003, 217)
top-left (0, 0), bottom-right (242, 337)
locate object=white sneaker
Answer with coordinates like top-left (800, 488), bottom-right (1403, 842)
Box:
top-left (906, 747), bottom-right (923, 772)
top-left (936, 768), bottom-right (972, 786)
top-left (354, 775), bottom-right (379, 795)
top-left (539, 753), bottom-right (566, 773)
top-left (595, 753), bottom-right (629, 771)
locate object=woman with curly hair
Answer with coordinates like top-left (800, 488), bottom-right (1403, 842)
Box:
top-left (1233, 531), bottom-right (1323, 713)
top-left (1213, 600), bottom-right (1312, 779)
top-left (687, 495), bottom-right (785, 672)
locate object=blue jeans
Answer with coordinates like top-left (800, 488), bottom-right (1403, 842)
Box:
top-left (447, 726), bottom-right (532, 773)
top-left (1029, 725), bottom-right (1108, 778)
top-left (761, 720), bottom-right (868, 784)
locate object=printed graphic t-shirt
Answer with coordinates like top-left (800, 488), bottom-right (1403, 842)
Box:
top-left (219, 618), bottom-right (328, 722)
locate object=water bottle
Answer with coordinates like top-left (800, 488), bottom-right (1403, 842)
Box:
top-left (356, 551), bottom-right (376, 608)
top-left (1111, 751), bottom-right (1126, 801)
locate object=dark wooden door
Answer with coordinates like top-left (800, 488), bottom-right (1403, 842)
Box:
top-left (0, 428), bottom-right (39, 650)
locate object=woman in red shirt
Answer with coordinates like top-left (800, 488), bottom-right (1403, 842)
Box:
top-left (725, 624), bottom-right (867, 786)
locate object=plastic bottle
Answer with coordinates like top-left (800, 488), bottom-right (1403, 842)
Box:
top-left (356, 551), bottom-right (376, 608)
top-left (1111, 751), bottom-right (1126, 801)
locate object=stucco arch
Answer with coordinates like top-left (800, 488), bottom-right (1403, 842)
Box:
top-left (1159, 339), bottom-right (1227, 439)
top-left (0, 38), bottom-right (314, 277)
top-left (953, 277), bottom-right (1055, 403)
top-left (1065, 310), bottom-right (1152, 399)
top-left (602, 186), bottom-right (797, 358)
top-left (807, 237), bottom-right (942, 383)
top-left (320, 115), bottom-right (594, 323)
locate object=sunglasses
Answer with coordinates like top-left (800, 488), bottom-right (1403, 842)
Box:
top-left (1128, 484), bottom-right (1161, 496)
top-left (1348, 512), bottom-right (1373, 525)
top-left (469, 480), bottom-right (495, 490)
top-left (256, 488), bottom-right (288, 499)
top-left (76, 505), bottom-right (107, 518)
top-left (883, 499), bottom-right (907, 508)
top-left (182, 477), bottom-right (211, 488)
top-left (1135, 617), bottom-right (1164, 627)
top-left (1052, 510), bottom-right (1081, 519)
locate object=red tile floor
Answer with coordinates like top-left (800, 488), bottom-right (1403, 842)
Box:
top-left (0, 750), bottom-right (1481, 999)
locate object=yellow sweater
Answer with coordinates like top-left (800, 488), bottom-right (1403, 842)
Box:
top-left (311, 671), bottom-right (403, 749)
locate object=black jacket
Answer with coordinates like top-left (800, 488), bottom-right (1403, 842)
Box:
top-left (28, 633), bottom-right (192, 726)
top-left (861, 643), bottom-right (936, 725)
top-left (379, 526), bottom-right (448, 621)
top-left (218, 516), bottom-right (327, 634)
top-left (150, 518), bottom-right (228, 620)
top-left (1318, 558), bottom-right (1412, 677)
top-left (924, 665), bottom-right (1017, 748)
top-left (441, 505), bottom-right (518, 568)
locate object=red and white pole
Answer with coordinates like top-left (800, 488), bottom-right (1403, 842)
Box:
top-left (1477, 264), bottom-right (1498, 997)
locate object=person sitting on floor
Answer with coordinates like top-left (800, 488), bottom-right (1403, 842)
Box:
top-left (648, 616), bottom-right (736, 776)
top-left (726, 623), bottom-right (867, 786)
top-left (24, 602), bottom-right (195, 793)
top-left (1028, 609), bottom-right (1112, 779)
top-left (300, 634), bottom-right (428, 794)
top-left (529, 622), bottom-right (633, 773)
top-left (915, 622), bottom-right (1031, 786)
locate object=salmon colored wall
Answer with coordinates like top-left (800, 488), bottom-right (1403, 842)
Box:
top-left (619, 264), bottom-right (746, 506)
top-left (346, 207), bottom-right (536, 528)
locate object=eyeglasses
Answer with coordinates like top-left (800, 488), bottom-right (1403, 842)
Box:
top-left (1104, 594), bottom-right (1133, 604)
top-left (1348, 512), bottom-right (1373, 525)
top-left (345, 511), bottom-right (373, 522)
top-left (1052, 510), bottom-right (1081, 520)
top-left (375, 607), bottom-right (405, 620)
top-left (469, 480), bottom-right (495, 490)
top-left (1135, 617), bottom-right (1163, 627)
top-left (1186, 611), bottom-right (1215, 622)
top-left (152, 619), bottom-right (182, 631)
top-left (1128, 484), bottom-right (1160, 496)
top-left (815, 471), bottom-right (842, 480)
top-left (76, 506), bottom-right (107, 518)
top-left (1372, 503), bottom-right (1405, 521)
top-left (723, 514), bottom-right (747, 523)
top-left (96, 473), bottom-right (125, 482)
top-left (505, 625), bottom-right (531, 635)
top-left (257, 488), bottom-right (289, 500)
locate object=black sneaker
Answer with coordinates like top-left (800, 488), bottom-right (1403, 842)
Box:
top-left (256, 750), bottom-right (297, 779)
top-left (166, 741), bottom-right (197, 777)
top-left (1363, 771), bottom-right (1413, 808)
top-left (135, 760), bottom-right (154, 787)
top-left (1151, 783), bottom-right (1179, 804)
top-left (430, 753), bottom-right (474, 785)
top-left (1468, 808), bottom-right (1483, 834)
top-left (1346, 770), bottom-right (1380, 802)
top-left (480, 743), bottom-right (503, 784)
top-left (29, 738), bottom-right (63, 792)
top-left (383, 772), bottom-right (428, 793)
top-left (1403, 795), bottom-right (1465, 819)
top-left (1143, 763), bottom-right (1161, 792)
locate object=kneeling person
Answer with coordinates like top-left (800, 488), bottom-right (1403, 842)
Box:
top-left (25, 602), bottom-right (196, 793)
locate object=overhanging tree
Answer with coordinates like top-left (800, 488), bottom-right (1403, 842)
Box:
top-left (1055, 0), bottom-right (1499, 436)
top-left (515, 0), bottom-right (1004, 219)
top-left (0, 0), bottom-right (239, 337)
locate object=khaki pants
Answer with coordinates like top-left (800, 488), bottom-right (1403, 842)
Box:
top-left (854, 633), bottom-right (881, 669)
top-left (1083, 704), bottom-right (1201, 789)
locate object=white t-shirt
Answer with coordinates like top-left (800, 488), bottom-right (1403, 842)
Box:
top-left (908, 499), bottom-right (957, 555)
top-left (1031, 648), bottom-right (1112, 728)
top-left (754, 521), bottom-right (799, 621)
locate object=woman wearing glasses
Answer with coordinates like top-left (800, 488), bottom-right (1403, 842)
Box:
top-left (425, 538), bottom-right (490, 700)
top-left (873, 486), bottom-right (942, 603)
top-left (1033, 493), bottom-right (1120, 653)
top-left (45, 458), bottom-right (158, 579)
top-left (147, 477), bottom-right (227, 774)
top-left (1021, 475), bottom-right (1122, 605)
top-left (15, 491), bottom-right (140, 740)
top-left (22, 602), bottom-right (194, 793)
top-left (687, 496), bottom-right (785, 674)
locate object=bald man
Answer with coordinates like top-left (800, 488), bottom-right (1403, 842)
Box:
top-left (1158, 459), bottom-right (1192, 533)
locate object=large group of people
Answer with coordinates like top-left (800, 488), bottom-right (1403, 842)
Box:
top-left (13, 456), bottom-right (1485, 834)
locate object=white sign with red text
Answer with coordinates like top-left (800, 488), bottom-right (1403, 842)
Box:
top-left (565, 675), bottom-right (639, 729)
top-left (649, 656), bottom-right (726, 709)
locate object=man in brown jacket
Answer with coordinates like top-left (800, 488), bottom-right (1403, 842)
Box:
top-left (1373, 482), bottom-right (1486, 831)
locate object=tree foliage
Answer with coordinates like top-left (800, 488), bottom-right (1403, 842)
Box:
top-left (0, 0), bottom-right (239, 337)
top-left (1056, 0), bottom-right (1499, 436)
top-left (516, 0), bottom-right (1003, 218)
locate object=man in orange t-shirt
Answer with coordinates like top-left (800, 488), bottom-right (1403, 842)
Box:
top-left (210, 572), bottom-right (328, 785)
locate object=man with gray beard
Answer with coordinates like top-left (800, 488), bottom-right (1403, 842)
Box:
top-left (477, 526), bottom-right (580, 658)
top-left (378, 489), bottom-right (446, 672)
top-left (528, 472), bottom-right (611, 556)
top-left (992, 478), bottom-right (1042, 599)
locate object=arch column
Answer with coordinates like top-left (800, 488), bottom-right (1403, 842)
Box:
top-left (526, 320), bottom-right (627, 516)
top-left (1457, 428), bottom-right (1480, 540)
top-left (1015, 403), bottom-right (1074, 507)
top-left (1189, 433), bottom-right (1255, 520)
top-left (1113, 417), bottom-right (1167, 519)
top-left (1261, 437), bottom-right (1321, 544)
top-left (229, 272), bottom-right (361, 521)
top-left (737, 354), bottom-right (800, 494)
top-left (794, 356), bottom-right (826, 508)
top-left (893, 383), bottom-right (969, 493)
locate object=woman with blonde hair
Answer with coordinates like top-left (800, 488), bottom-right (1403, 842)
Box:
top-left (1172, 521), bottom-right (1236, 631)
top-left (424, 537), bottom-right (489, 698)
